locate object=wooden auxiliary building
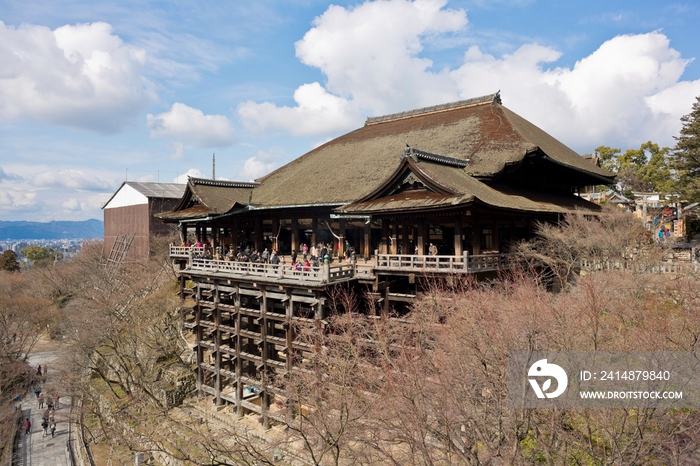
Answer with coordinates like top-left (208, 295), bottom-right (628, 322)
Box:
top-left (159, 93), bottom-right (614, 426)
top-left (103, 181), bottom-right (185, 262)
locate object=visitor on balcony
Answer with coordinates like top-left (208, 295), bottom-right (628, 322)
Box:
top-left (429, 243), bottom-right (438, 256)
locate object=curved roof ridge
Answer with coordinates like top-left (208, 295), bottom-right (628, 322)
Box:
top-left (365, 91), bottom-right (500, 126)
top-left (189, 177), bottom-right (259, 189)
top-left (403, 146), bottom-right (469, 168)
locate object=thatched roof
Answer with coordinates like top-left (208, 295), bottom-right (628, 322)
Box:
top-left (250, 93), bottom-right (613, 208)
top-left (158, 93), bottom-right (614, 220)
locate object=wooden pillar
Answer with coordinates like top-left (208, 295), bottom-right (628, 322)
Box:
top-left (338, 219), bottom-right (346, 258)
top-left (390, 221), bottom-right (398, 254)
top-left (382, 285), bottom-right (390, 320)
top-left (195, 286), bottom-right (203, 396)
top-left (291, 217), bottom-right (299, 255)
top-left (314, 292), bottom-right (324, 353)
top-left (454, 217), bottom-right (463, 256)
top-left (214, 286), bottom-right (222, 406)
top-left (235, 286), bottom-right (243, 418)
top-left (254, 218), bottom-right (262, 252)
top-left (381, 219), bottom-right (389, 254)
top-left (401, 224), bottom-right (410, 255)
top-left (271, 217), bottom-right (279, 252)
top-left (494, 224), bottom-right (500, 254)
top-left (260, 288), bottom-right (270, 429)
top-left (285, 292), bottom-right (293, 373)
top-left (180, 223), bottom-right (187, 244)
top-left (311, 217), bottom-right (318, 246)
top-left (417, 221), bottom-right (425, 255)
top-left (364, 222), bottom-right (371, 259)
top-left (232, 219), bottom-right (239, 251)
top-left (473, 218), bottom-right (481, 255)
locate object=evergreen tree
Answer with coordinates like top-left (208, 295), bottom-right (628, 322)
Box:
top-left (594, 142), bottom-right (673, 195)
top-left (0, 250), bottom-right (20, 272)
top-left (594, 145), bottom-right (621, 172)
top-left (672, 96), bottom-right (700, 201)
top-left (19, 245), bottom-right (62, 267)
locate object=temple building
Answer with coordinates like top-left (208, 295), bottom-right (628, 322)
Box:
top-left (158, 92), bottom-right (614, 426)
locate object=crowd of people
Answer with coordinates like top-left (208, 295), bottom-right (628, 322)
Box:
top-left (186, 240), bottom-right (358, 273)
top-left (23, 365), bottom-right (59, 438)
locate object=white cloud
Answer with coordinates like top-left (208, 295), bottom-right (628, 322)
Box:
top-left (295, 0), bottom-right (466, 111)
top-left (238, 147), bottom-right (289, 181)
top-left (170, 142), bottom-right (186, 161)
top-left (173, 168), bottom-right (203, 184)
top-left (62, 198), bottom-right (81, 211)
top-left (240, 0), bottom-right (700, 150)
top-left (0, 167), bottom-right (22, 182)
top-left (0, 21), bottom-right (156, 133)
top-left (147, 102), bottom-right (236, 147)
top-left (31, 169), bottom-right (111, 191)
top-left (62, 194), bottom-right (110, 214)
top-left (238, 0), bottom-right (467, 137)
top-left (238, 83), bottom-right (362, 137)
top-left (451, 31), bottom-right (700, 148)
top-left (0, 189), bottom-right (38, 211)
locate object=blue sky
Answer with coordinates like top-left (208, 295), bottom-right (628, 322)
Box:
top-left (1, 0), bottom-right (699, 222)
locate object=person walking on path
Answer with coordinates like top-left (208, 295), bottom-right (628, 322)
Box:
top-left (24, 418), bottom-right (31, 434)
top-left (42, 418), bottom-right (49, 437)
top-left (50, 422), bottom-right (56, 438)
top-left (37, 365), bottom-right (42, 376)
top-left (38, 394), bottom-right (44, 408)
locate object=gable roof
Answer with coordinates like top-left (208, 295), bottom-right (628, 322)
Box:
top-left (338, 149), bottom-right (600, 215)
top-left (157, 177), bottom-right (258, 221)
top-left (102, 181), bottom-right (186, 210)
top-left (249, 92), bottom-right (614, 209)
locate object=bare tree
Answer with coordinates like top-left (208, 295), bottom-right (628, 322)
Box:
top-left (518, 207), bottom-right (661, 289)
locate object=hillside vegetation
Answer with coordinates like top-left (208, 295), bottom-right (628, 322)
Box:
top-left (2, 210), bottom-right (700, 465)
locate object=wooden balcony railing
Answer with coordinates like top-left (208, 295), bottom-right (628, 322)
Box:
top-left (375, 253), bottom-right (511, 273)
top-left (186, 257), bottom-right (355, 284)
top-left (170, 246), bottom-right (511, 281)
top-left (170, 245), bottom-right (206, 258)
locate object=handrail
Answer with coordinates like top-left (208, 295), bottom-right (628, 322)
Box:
top-left (580, 259), bottom-right (700, 274)
top-left (375, 253), bottom-right (511, 273)
top-left (171, 246), bottom-right (511, 277)
top-left (186, 258), bottom-right (355, 284)
top-left (170, 245), bottom-right (207, 258)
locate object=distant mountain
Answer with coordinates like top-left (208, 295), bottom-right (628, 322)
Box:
top-left (0, 219), bottom-right (103, 240)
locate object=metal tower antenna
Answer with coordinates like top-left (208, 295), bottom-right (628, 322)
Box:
top-left (212, 153), bottom-right (216, 180)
